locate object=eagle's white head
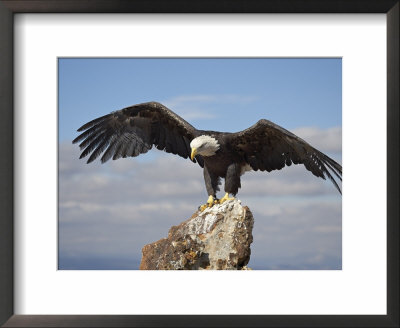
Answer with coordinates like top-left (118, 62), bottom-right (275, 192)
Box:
top-left (190, 135), bottom-right (220, 159)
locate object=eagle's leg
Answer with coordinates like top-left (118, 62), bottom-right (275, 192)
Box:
top-left (199, 165), bottom-right (220, 211)
top-left (220, 163), bottom-right (240, 204)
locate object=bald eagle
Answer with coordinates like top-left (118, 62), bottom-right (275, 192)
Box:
top-left (73, 102), bottom-right (342, 210)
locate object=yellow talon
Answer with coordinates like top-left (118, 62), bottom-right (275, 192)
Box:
top-left (199, 195), bottom-right (215, 211)
top-left (219, 192), bottom-right (235, 204)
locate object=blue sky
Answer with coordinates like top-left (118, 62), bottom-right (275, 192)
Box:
top-left (59, 58), bottom-right (341, 138)
top-left (58, 58), bottom-right (342, 270)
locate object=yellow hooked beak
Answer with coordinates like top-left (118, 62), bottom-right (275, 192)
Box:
top-left (190, 148), bottom-right (197, 161)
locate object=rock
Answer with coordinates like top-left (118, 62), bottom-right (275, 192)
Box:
top-left (139, 199), bottom-right (254, 270)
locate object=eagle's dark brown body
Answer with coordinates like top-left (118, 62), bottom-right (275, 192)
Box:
top-left (197, 133), bottom-right (245, 196)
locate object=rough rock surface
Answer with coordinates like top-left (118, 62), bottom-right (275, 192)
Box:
top-left (139, 199), bottom-right (254, 270)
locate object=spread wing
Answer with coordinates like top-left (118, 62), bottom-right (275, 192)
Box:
top-left (72, 101), bottom-right (203, 167)
top-left (227, 119), bottom-right (342, 193)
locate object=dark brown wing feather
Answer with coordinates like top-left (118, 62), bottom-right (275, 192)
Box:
top-left (227, 119), bottom-right (342, 193)
top-left (73, 102), bottom-right (203, 166)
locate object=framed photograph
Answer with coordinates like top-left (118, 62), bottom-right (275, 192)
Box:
top-left (1, 1), bottom-right (398, 327)
top-left (59, 57), bottom-right (343, 273)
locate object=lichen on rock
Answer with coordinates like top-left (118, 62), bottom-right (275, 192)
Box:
top-left (139, 199), bottom-right (254, 270)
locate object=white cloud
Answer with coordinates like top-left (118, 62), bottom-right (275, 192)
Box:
top-left (292, 126), bottom-right (342, 153)
top-left (164, 94), bottom-right (258, 107)
top-left (162, 94), bottom-right (258, 120)
top-left (240, 164), bottom-right (341, 197)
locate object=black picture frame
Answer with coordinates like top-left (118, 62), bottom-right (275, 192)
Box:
top-left (0, 1), bottom-right (398, 327)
